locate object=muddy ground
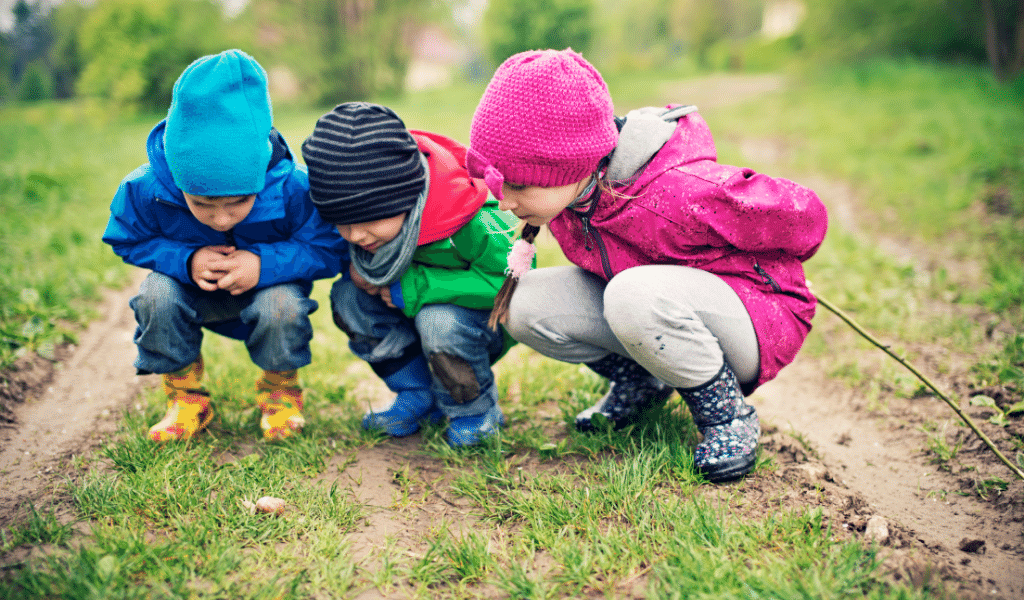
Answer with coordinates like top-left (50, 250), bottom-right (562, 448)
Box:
top-left (1, 75), bottom-right (1022, 598)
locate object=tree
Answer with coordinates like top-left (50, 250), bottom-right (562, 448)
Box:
top-left (47, 1), bottom-right (88, 99)
top-left (482, 0), bottom-right (595, 66)
top-left (981, 0), bottom-right (1024, 81)
top-left (3, 0), bottom-right (54, 101)
top-left (77, 0), bottom-right (228, 110)
top-left (242, 0), bottom-right (432, 104)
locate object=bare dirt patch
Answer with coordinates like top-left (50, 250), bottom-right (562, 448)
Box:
top-left (0, 270), bottom-right (149, 527)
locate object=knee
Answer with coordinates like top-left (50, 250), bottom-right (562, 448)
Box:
top-left (429, 352), bottom-right (481, 404)
top-left (132, 273), bottom-right (183, 316)
top-left (603, 267), bottom-right (669, 343)
top-left (415, 305), bottom-right (461, 349)
top-left (250, 286), bottom-right (312, 328)
top-left (505, 270), bottom-right (554, 343)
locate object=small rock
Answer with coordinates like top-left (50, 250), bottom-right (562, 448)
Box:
top-left (958, 538), bottom-right (985, 554)
top-left (255, 496), bottom-right (286, 515)
top-left (865, 515), bottom-right (889, 544)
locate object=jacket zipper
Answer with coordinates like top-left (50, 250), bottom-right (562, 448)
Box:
top-left (572, 158), bottom-right (615, 280)
top-left (753, 260), bottom-right (782, 292)
top-left (577, 213), bottom-right (614, 280)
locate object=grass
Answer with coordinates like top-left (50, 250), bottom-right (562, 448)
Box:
top-left (2, 57), bottom-right (1021, 597)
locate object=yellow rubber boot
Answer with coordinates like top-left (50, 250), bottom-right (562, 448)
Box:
top-left (149, 357), bottom-right (213, 441)
top-left (257, 369), bottom-right (305, 440)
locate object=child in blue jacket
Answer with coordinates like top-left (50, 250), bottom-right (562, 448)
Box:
top-left (103, 49), bottom-right (347, 442)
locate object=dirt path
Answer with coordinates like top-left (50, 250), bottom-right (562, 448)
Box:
top-left (1, 74), bottom-right (1021, 598)
top-left (0, 270), bottom-right (148, 522)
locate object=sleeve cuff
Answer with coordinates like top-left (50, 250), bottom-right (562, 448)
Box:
top-left (389, 280), bottom-right (405, 309)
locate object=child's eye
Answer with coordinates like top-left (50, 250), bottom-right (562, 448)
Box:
top-left (505, 183), bottom-right (526, 191)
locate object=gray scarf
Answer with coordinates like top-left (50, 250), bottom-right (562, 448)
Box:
top-left (350, 154), bottom-right (430, 286)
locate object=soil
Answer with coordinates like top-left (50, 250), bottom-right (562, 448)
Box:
top-left (2, 75), bottom-right (1022, 598)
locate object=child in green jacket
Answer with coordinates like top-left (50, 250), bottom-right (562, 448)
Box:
top-left (301, 102), bottom-right (518, 446)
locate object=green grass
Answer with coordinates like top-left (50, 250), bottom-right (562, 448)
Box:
top-left (706, 58), bottom-right (1024, 316)
top-left (0, 102), bottom-right (151, 366)
top-left (3, 57), bottom-right (1019, 597)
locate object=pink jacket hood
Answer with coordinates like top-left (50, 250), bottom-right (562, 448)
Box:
top-left (547, 110), bottom-right (828, 391)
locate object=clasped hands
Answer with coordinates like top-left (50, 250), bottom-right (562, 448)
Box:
top-left (191, 245), bottom-right (260, 295)
top-left (349, 263), bottom-right (397, 308)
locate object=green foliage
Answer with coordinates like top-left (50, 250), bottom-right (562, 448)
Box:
top-left (711, 58), bottom-right (1024, 317)
top-left (47, 1), bottom-right (88, 99)
top-left (238, 0), bottom-right (433, 106)
top-left (16, 61), bottom-right (51, 101)
top-left (971, 334), bottom-right (1024, 393)
top-left (482, 0), bottom-right (595, 66)
top-left (76, 0), bottom-right (229, 110)
top-left (800, 0), bottom-right (987, 63)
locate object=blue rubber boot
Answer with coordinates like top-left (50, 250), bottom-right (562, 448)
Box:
top-left (678, 362), bottom-right (760, 483)
top-left (363, 355), bottom-right (442, 437)
top-left (446, 403), bottom-right (505, 448)
top-left (576, 353), bottom-right (674, 432)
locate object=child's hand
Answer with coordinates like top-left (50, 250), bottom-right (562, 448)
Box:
top-left (207, 250), bottom-right (261, 295)
top-left (191, 245), bottom-right (235, 291)
top-left (349, 263), bottom-right (382, 296)
top-left (379, 286), bottom-right (397, 309)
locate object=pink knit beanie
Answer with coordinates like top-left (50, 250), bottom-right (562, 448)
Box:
top-left (467, 48), bottom-right (617, 199)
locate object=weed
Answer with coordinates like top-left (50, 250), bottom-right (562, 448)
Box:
top-left (919, 421), bottom-right (964, 468)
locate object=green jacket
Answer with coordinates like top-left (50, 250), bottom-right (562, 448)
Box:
top-left (392, 198), bottom-right (521, 355)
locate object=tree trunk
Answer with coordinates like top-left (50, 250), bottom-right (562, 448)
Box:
top-left (982, 0), bottom-right (1024, 82)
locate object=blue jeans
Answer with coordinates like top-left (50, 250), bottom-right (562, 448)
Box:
top-left (130, 272), bottom-right (318, 374)
top-left (330, 277), bottom-right (505, 418)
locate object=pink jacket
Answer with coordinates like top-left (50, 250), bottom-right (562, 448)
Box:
top-left (547, 112), bottom-right (828, 391)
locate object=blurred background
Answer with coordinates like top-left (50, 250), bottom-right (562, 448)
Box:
top-left (0, 0), bottom-right (1019, 110)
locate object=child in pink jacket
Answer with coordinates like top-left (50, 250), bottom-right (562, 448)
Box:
top-left (467, 49), bottom-right (827, 482)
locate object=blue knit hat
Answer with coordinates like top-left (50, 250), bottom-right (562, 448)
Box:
top-left (164, 49), bottom-right (273, 196)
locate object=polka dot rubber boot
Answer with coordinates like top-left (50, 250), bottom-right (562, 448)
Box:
top-left (150, 357), bottom-right (212, 441)
top-left (575, 353), bottom-right (674, 433)
top-left (257, 369), bottom-right (305, 441)
top-left (678, 363), bottom-right (760, 483)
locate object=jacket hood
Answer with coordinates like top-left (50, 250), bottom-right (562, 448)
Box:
top-left (411, 130), bottom-right (489, 245)
top-left (607, 105), bottom-right (713, 184)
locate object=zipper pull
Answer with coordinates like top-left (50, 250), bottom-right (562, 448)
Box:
top-left (581, 216), bottom-right (593, 251)
top-left (753, 260), bottom-right (782, 292)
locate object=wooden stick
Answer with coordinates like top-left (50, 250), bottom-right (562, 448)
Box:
top-left (815, 293), bottom-right (1024, 481)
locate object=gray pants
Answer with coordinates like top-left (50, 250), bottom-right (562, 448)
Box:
top-left (506, 265), bottom-right (760, 389)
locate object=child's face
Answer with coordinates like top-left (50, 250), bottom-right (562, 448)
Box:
top-left (183, 193), bottom-right (257, 232)
top-left (499, 180), bottom-right (588, 226)
top-left (336, 213), bottom-right (406, 253)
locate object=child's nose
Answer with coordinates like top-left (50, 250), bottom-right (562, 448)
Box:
top-left (498, 197), bottom-right (516, 212)
top-left (213, 211), bottom-right (233, 228)
top-left (347, 227), bottom-right (368, 244)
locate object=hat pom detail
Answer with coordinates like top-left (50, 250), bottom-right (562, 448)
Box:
top-left (505, 238), bottom-right (535, 280)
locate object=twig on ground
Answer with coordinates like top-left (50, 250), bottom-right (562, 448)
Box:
top-left (815, 293), bottom-right (1024, 481)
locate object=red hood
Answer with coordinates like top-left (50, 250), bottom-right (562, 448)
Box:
top-left (411, 131), bottom-right (489, 245)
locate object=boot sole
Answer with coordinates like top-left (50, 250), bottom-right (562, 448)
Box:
top-left (698, 452), bottom-right (756, 483)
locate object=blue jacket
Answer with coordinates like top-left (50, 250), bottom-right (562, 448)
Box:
top-left (103, 121), bottom-right (347, 290)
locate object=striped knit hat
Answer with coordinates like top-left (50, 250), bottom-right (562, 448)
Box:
top-left (302, 102), bottom-right (425, 225)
